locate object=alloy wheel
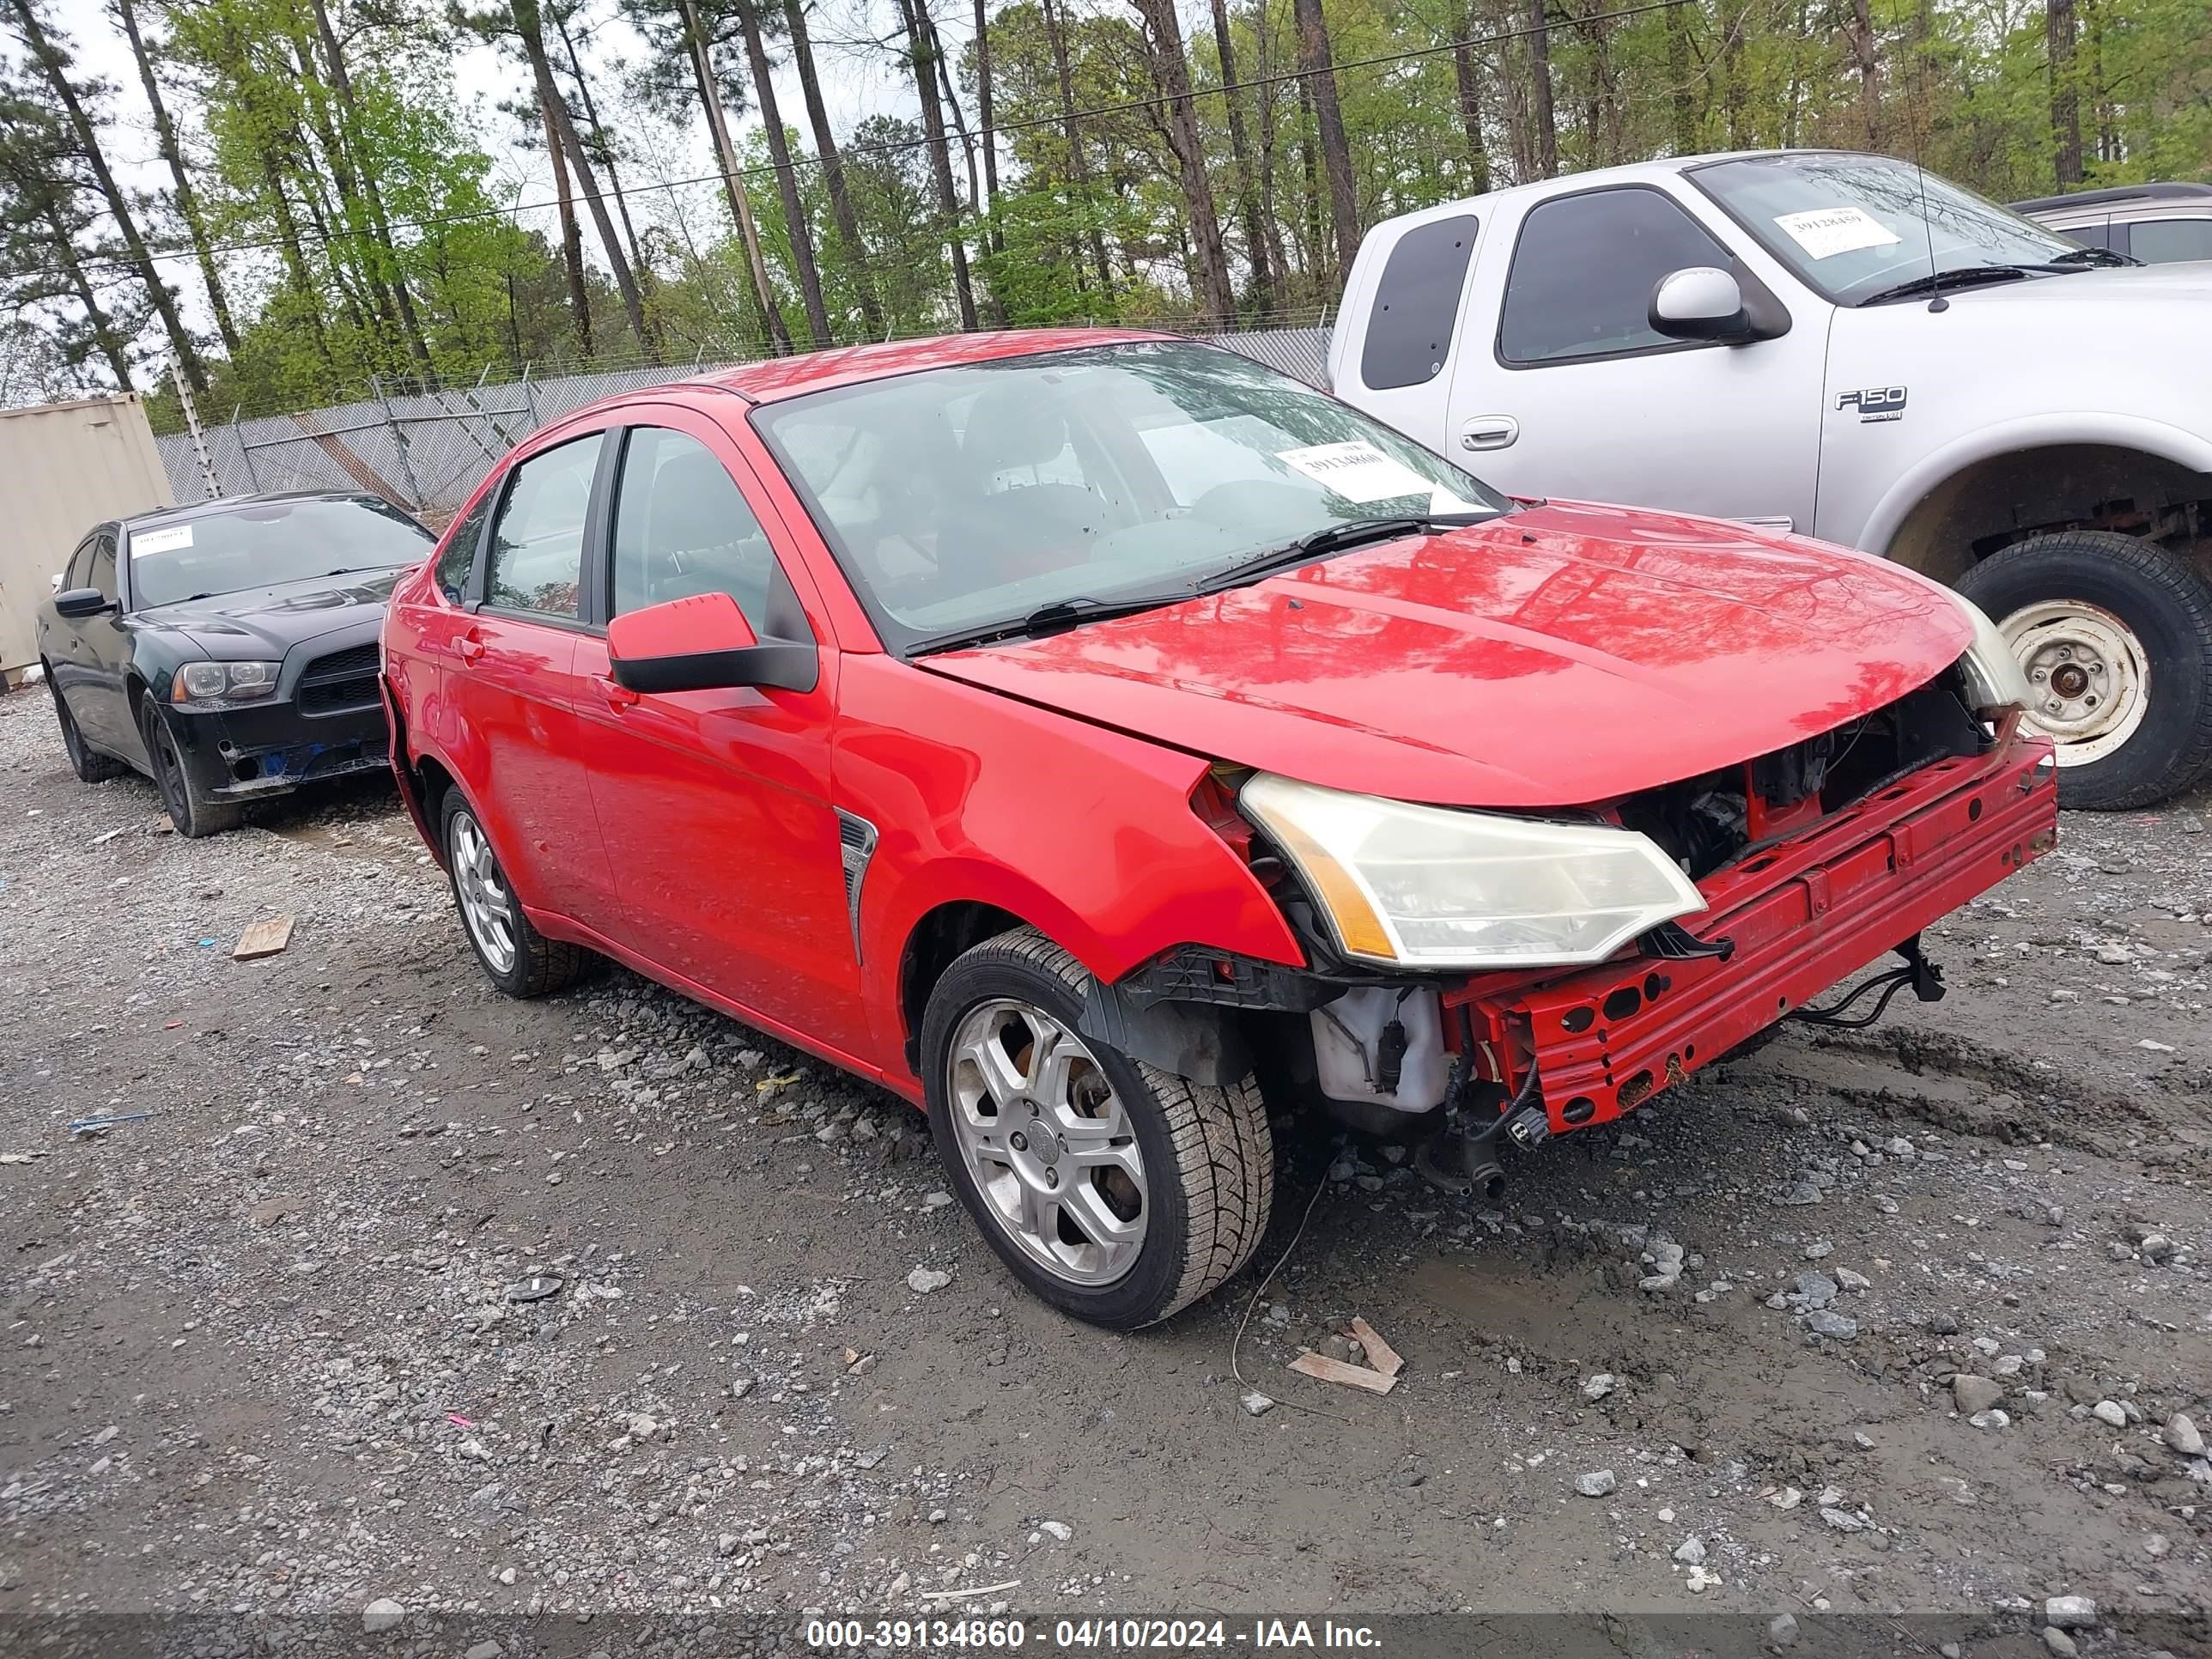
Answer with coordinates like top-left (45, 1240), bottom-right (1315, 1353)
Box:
top-left (943, 999), bottom-right (1147, 1287)
top-left (448, 809), bottom-right (519, 975)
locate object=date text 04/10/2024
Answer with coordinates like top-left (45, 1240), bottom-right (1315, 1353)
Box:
top-left (802, 1619), bottom-right (1382, 1650)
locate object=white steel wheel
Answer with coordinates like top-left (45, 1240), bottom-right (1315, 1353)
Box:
top-left (945, 999), bottom-right (1148, 1287)
top-left (1955, 531), bottom-right (2212, 810)
top-left (1999, 599), bottom-right (2150, 769)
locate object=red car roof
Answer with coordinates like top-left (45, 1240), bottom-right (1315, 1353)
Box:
top-left (692, 326), bottom-right (1177, 404)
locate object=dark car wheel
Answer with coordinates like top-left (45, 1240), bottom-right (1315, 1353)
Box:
top-left (51, 672), bottom-right (127, 783)
top-left (1957, 531), bottom-right (2212, 811)
top-left (440, 789), bottom-right (590, 997)
top-left (921, 926), bottom-right (1273, 1330)
top-left (137, 697), bottom-right (245, 837)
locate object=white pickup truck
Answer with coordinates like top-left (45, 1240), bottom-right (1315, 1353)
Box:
top-left (1329, 148), bottom-right (2212, 809)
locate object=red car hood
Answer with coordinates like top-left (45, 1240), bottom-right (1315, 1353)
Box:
top-left (921, 501), bottom-right (1972, 808)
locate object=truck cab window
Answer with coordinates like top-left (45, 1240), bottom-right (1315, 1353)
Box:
top-left (1361, 214), bottom-right (1480, 390)
top-left (1499, 187), bottom-right (1730, 365)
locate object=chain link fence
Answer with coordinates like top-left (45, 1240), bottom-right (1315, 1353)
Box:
top-left (156, 325), bottom-right (1334, 522)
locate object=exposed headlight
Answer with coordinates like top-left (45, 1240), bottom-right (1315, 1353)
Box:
top-left (173, 660), bottom-right (282, 706)
top-left (1239, 773), bottom-right (1707, 969)
top-left (1952, 592), bottom-right (2031, 718)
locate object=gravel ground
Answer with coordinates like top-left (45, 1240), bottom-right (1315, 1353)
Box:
top-left (3, 682), bottom-right (2209, 1656)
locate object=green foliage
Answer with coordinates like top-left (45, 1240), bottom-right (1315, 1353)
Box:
top-left (9, 0), bottom-right (2210, 422)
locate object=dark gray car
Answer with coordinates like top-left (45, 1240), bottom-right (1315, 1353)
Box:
top-left (37, 491), bottom-right (434, 836)
top-left (2012, 182), bottom-right (2212, 265)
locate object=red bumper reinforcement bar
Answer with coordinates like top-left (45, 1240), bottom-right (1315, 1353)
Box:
top-left (1443, 736), bottom-right (2059, 1135)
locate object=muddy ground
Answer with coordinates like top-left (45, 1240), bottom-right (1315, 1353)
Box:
top-left (1, 683), bottom-right (2208, 1656)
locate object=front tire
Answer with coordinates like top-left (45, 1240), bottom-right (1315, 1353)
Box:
top-left (52, 673), bottom-right (126, 783)
top-left (1956, 531), bottom-right (2212, 810)
top-left (921, 927), bottom-right (1273, 1329)
top-left (137, 697), bottom-right (244, 836)
top-left (439, 789), bottom-right (589, 997)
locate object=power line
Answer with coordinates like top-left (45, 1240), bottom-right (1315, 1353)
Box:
top-left (21, 0), bottom-right (1692, 282)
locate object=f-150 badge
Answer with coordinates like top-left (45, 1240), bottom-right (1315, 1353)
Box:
top-left (1837, 386), bottom-right (1908, 422)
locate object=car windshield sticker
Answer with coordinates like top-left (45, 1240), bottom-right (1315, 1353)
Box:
top-left (1276, 441), bottom-right (1441, 504)
top-left (1773, 206), bottom-right (1903, 260)
top-left (130, 525), bottom-right (193, 556)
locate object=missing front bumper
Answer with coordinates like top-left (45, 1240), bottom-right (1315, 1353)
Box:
top-left (1443, 737), bottom-right (2058, 1135)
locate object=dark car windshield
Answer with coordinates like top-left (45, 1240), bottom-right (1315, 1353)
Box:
top-left (1689, 153), bottom-right (2080, 306)
top-left (127, 497), bottom-right (433, 609)
top-left (750, 340), bottom-right (1507, 652)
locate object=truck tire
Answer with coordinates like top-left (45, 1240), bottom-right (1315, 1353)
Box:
top-left (921, 926), bottom-right (1274, 1330)
top-left (1955, 530), bottom-right (2212, 811)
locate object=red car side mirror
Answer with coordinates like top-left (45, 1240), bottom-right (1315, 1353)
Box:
top-left (606, 591), bottom-right (818, 695)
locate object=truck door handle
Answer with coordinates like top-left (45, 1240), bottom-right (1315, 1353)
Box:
top-left (456, 630), bottom-right (485, 663)
top-left (594, 675), bottom-right (639, 710)
top-left (1459, 416), bottom-right (1519, 452)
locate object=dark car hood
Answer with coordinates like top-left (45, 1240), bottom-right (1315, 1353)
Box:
top-left (136, 566), bottom-right (409, 658)
top-left (920, 501), bottom-right (1973, 808)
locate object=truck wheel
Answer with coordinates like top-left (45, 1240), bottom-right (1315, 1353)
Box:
top-left (1955, 531), bottom-right (2212, 810)
top-left (137, 697), bottom-right (245, 836)
top-left (52, 672), bottom-right (127, 783)
top-left (921, 927), bottom-right (1274, 1330)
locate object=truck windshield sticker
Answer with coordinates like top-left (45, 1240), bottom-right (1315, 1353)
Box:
top-left (130, 525), bottom-right (193, 556)
top-left (1773, 206), bottom-right (1902, 261)
top-left (1277, 440), bottom-right (1458, 507)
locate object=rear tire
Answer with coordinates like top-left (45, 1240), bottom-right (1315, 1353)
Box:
top-left (52, 673), bottom-right (126, 783)
top-left (439, 789), bottom-right (590, 998)
top-left (1956, 530), bottom-right (2212, 811)
top-left (921, 926), bottom-right (1273, 1329)
top-left (137, 696), bottom-right (244, 836)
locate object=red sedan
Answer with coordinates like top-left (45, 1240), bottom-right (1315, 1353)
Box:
top-left (381, 329), bottom-right (2057, 1328)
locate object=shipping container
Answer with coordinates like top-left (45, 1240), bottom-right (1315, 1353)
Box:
top-left (0, 394), bottom-right (172, 679)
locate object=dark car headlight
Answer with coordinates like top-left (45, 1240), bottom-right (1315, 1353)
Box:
top-left (172, 661), bottom-right (282, 707)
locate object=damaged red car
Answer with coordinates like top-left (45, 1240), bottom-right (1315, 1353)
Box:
top-left (380, 330), bottom-right (2057, 1329)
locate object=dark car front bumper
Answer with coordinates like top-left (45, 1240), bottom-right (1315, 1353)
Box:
top-left (167, 632), bottom-right (391, 802)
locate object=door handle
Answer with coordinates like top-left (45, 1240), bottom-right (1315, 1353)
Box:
top-left (594, 675), bottom-right (639, 710)
top-left (456, 630), bottom-right (486, 663)
top-left (1459, 416), bottom-right (1519, 452)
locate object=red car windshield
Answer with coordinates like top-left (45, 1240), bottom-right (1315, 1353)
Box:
top-left (751, 340), bottom-right (1506, 652)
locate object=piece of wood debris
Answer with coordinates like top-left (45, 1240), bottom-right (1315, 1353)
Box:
top-left (1288, 1350), bottom-right (1398, 1395)
top-left (915, 1578), bottom-right (1021, 1601)
top-left (233, 915), bottom-right (295, 960)
top-left (1349, 1316), bottom-right (1405, 1378)
top-left (154, 814), bottom-right (175, 834)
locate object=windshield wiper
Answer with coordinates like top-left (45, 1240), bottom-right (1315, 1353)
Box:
top-left (1196, 514), bottom-right (1492, 594)
top-left (2050, 245), bottom-right (2141, 268)
top-left (1858, 264), bottom-right (2039, 306)
top-left (908, 592), bottom-right (1196, 657)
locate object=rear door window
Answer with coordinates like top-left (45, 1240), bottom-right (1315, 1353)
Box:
top-left (1499, 187), bottom-right (1732, 365)
top-left (485, 434), bottom-right (605, 621)
top-left (1360, 214), bottom-right (1480, 390)
top-left (2129, 217), bottom-right (2212, 264)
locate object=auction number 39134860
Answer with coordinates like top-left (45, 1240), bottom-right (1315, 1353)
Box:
top-left (803, 1618), bottom-right (1385, 1650)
